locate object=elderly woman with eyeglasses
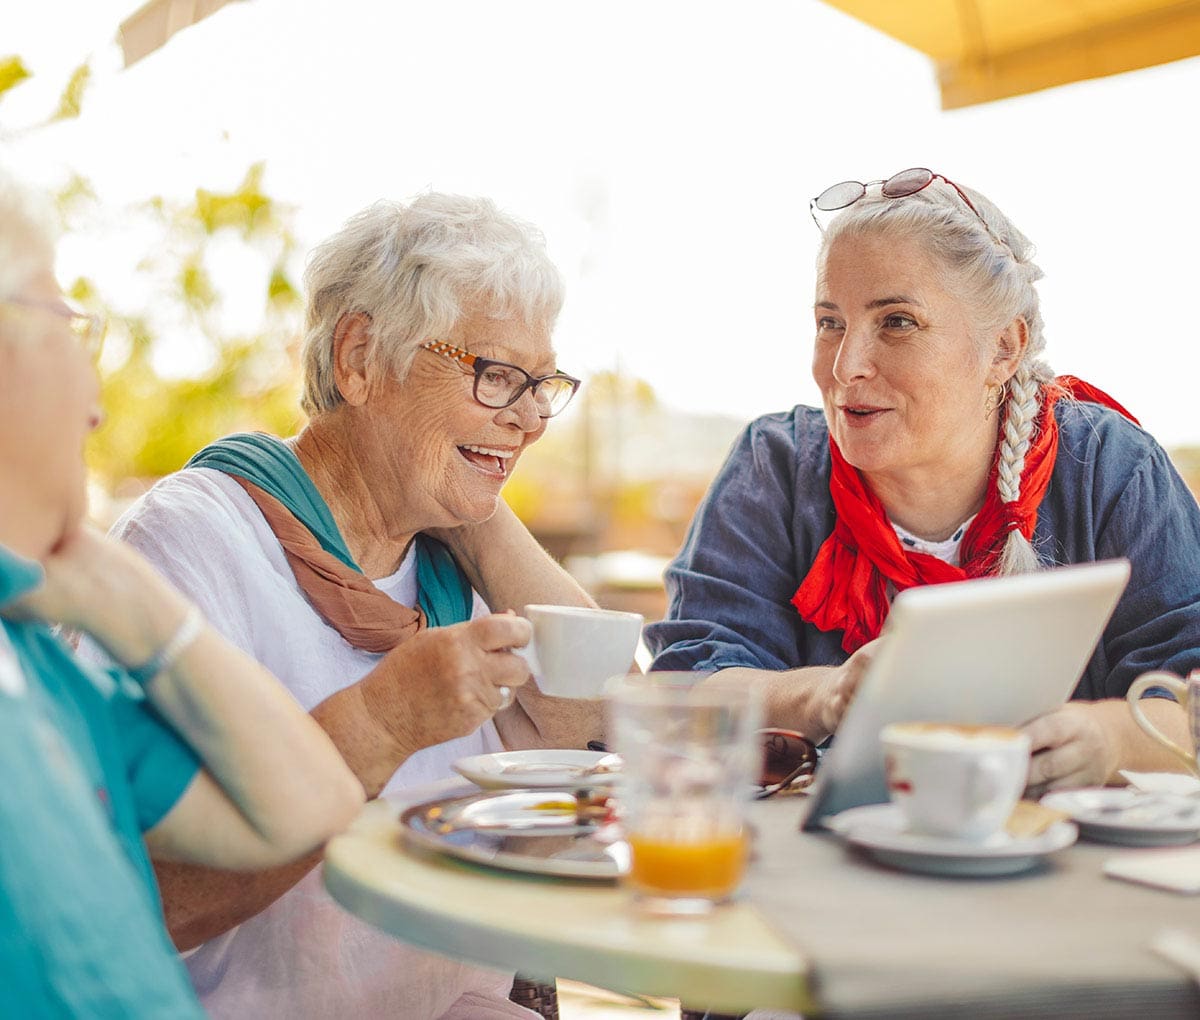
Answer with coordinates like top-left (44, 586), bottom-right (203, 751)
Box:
top-left (646, 168), bottom-right (1200, 795)
top-left (0, 173), bottom-right (364, 1015)
top-left (98, 195), bottom-right (601, 1019)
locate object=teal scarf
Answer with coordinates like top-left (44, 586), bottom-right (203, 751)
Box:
top-left (187, 433), bottom-right (473, 628)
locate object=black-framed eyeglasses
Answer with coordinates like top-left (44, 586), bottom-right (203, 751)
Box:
top-left (0, 298), bottom-right (107, 364)
top-left (810, 167), bottom-right (1000, 246)
top-left (421, 340), bottom-right (580, 418)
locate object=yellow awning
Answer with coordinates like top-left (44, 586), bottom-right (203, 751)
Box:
top-left (823, 0), bottom-right (1200, 109)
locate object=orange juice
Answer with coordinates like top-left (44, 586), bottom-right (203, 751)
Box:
top-left (627, 830), bottom-right (748, 899)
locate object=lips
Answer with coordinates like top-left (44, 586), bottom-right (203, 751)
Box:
top-left (840, 404), bottom-right (890, 419)
top-left (457, 443), bottom-right (516, 478)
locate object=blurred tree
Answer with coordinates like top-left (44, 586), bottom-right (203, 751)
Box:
top-left (4, 53), bottom-right (307, 494)
top-left (79, 163), bottom-right (306, 489)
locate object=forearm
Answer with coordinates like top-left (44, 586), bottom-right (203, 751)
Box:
top-left (157, 851), bottom-right (322, 951)
top-left (146, 622), bottom-right (364, 858)
top-left (710, 665), bottom-right (841, 742)
top-left (158, 684), bottom-right (412, 947)
top-left (435, 501), bottom-right (596, 612)
top-left (1094, 697), bottom-right (1193, 780)
top-left (494, 688), bottom-right (605, 750)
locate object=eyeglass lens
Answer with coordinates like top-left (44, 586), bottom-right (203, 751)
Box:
top-left (815, 167), bottom-right (939, 214)
top-left (475, 361), bottom-right (575, 416)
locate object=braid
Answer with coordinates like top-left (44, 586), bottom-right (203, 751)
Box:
top-left (995, 366), bottom-right (1045, 575)
top-left (996, 367), bottom-right (1040, 504)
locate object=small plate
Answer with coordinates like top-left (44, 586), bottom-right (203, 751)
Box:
top-left (454, 749), bottom-right (621, 790)
top-left (400, 789), bottom-right (627, 880)
top-left (1041, 788), bottom-right (1200, 847)
top-left (828, 803), bottom-right (1077, 877)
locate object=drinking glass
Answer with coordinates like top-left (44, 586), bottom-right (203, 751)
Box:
top-left (608, 673), bottom-right (762, 915)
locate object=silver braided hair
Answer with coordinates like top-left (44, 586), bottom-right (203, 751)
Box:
top-left (817, 178), bottom-right (1055, 575)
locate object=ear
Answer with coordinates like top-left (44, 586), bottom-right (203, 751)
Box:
top-left (989, 317), bottom-right (1028, 385)
top-left (332, 312), bottom-right (374, 406)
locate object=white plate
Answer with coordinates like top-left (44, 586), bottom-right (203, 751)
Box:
top-left (1041, 788), bottom-right (1200, 847)
top-left (453, 750), bottom-right (621, 790)
top-left (828, 803), bottom-right (1077, 877)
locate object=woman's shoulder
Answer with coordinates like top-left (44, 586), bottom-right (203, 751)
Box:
top-left (1053, 397), bottom-right (1165, 471)
top-left (110, 467), bottom-right (275, 565)
top-left (739, 405), bottom-right (830, 469)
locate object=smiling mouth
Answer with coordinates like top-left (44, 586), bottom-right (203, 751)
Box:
top-left (458, 443), bottom-right (515, 477)
top-left (842, 405), bottom-right (888, 418)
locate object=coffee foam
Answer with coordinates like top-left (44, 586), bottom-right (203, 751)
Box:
top-left (885, 722), bottom-right (1024, 749)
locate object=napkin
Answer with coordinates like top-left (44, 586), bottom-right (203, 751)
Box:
top-left (1151, 928), bottom-right (1200, 985)
top-left (1119, 770), bottom-right (1200, 796)
top-left (1104, 848), bottom-right (1200, 894)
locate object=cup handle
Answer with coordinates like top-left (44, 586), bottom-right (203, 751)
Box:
top-left (968, 755), bottom-right (1008, 810)
top-left (1127, 671), bottom-right (1199, 777)
top-left (512, 641), bottom-right (541, 680)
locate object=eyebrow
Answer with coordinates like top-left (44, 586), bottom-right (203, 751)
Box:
top-left (866, 295), bottom-right (922, 309)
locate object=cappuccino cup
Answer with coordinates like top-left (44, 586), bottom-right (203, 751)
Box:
top-left (881, 722), bottom-right (1031, 842)
top-left (513, 605), bottom-right (643, 698)
top-left (1126, 670), bottom-right (1200, 778)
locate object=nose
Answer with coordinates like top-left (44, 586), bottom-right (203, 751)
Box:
top-left (496, 386), bottom-right (544, 433)
top-left (830, 327), bottom-right (876, 387)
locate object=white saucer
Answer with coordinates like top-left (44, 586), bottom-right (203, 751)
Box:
top-left (828, 803), bottom-right (1078, 877)
top-left (1041, 788), bottom-right (1200, 847)
top-left (453, 750), bottom-right (621, 791)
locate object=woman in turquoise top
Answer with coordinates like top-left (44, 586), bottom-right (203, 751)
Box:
top-left (0, 173), bottom-right (364, 1016)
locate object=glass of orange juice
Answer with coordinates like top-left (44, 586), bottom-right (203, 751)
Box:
top-left (608, 673), bottom-right (762, 915)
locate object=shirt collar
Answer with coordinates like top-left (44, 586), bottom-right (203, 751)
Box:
top-left (0, 543), bottom-right (45, 607)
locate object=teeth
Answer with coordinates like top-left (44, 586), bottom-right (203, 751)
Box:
top-left (461, 444), bottom-right (514, 459)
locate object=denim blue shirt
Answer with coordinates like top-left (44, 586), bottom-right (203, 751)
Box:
top-left (646, 401), bottom-right (1200, 701)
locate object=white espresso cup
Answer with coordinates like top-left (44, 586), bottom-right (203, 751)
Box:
top-left (881, 722), bottom-right (1031, 842)
top-left (513, 605), bottom-right (643, 698)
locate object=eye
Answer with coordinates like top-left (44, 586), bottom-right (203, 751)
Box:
top-left (882, 313), bottom-right (917, 330)
top-left (816, 316), bottom-right (844, 333)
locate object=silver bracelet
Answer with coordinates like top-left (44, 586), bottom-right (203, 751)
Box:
top-left (126, 604), bottom-right (205, 688)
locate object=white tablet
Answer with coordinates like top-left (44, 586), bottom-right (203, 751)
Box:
top-left (800, 558), bottom-right (1131, 830)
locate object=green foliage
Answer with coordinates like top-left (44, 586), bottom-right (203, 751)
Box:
top-left (0, 56), bottom-right (31, 101)
top-left (194, 162), bottom-right (275, 237)
top-left (55, 164), bottom-right (308, 490)
top-left (51, 62), bottom-right (91, 121)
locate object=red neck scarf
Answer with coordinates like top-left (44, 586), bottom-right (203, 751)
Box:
top-left (791, 376), bottom-right (1138, 653)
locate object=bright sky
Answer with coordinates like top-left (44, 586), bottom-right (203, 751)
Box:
top-left (5, 0), bottom-right (1200, 444)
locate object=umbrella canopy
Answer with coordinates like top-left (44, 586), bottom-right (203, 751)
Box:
top-left (823, 0), bottom-right (1200, 108)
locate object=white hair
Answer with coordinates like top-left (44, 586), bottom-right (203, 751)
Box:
top-left (817, 177), bottom-right (1056, 576)
top-left (0, 168), bottom-right (56, 307)
top-left (300, 193), bottom-right (565, 416)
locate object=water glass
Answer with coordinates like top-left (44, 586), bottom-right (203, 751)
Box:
top-left (608, 673), bottom-right (762, 915)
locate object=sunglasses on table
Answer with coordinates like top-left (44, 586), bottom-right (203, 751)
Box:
top-left (587, 728), bottom-right (819, 800)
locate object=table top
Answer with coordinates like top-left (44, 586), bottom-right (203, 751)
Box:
top-left (322, 784), bottom-right (812, 1015)
top-left (324, 781), bottom-right (1200, 1017)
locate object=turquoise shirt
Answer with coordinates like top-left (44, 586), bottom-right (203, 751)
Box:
top-left (0, 544), bottom-right (204, 1018)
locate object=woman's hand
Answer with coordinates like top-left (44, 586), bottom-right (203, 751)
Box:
top-left (1023, 701), bottom-right (1119, 794)
top-left (816, 638), bottom-right (880, 738)
top-left (360, 613), bottom-right (535, 758)
top-left (5, 525), bottom-right (190, 666)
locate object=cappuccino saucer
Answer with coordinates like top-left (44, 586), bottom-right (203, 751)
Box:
top-left (828, 803), bottom-right (1078, 877)
top-left (1040, 788), bottom-right (1200, 847)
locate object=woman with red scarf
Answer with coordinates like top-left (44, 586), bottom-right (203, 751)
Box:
top-left (645, 168), bottom-right (1199, 792)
